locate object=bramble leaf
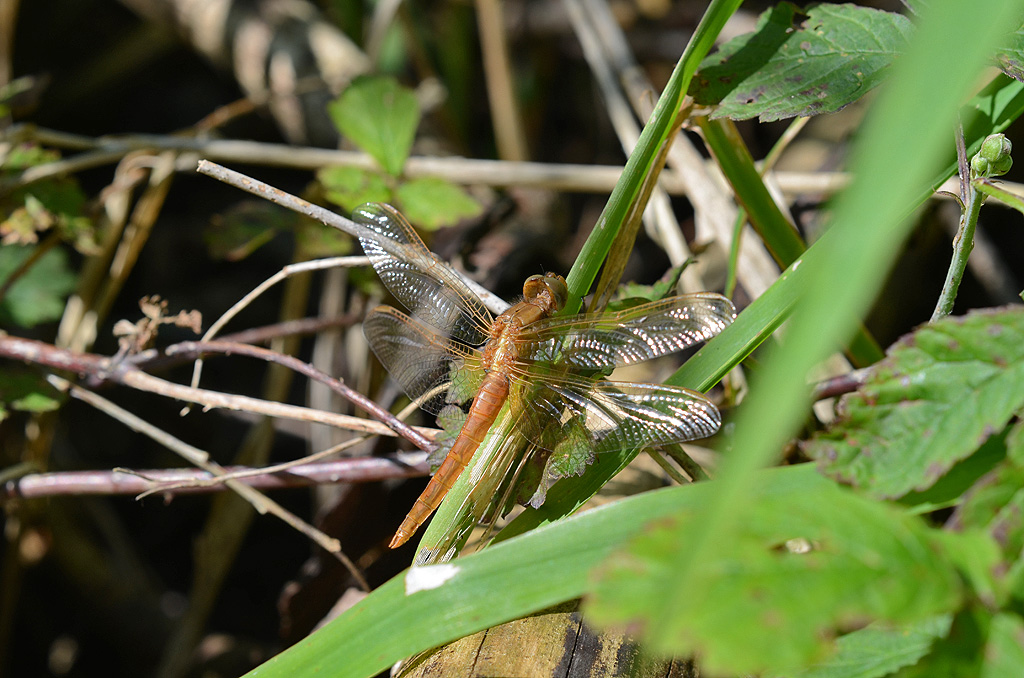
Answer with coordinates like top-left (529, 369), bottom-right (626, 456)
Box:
top-left (328, 76), bottom-right (419, 176)
top-left (318, 166), bottom-right (392, 213)
top-left (586, 479), bottom-right (964, 675)
top-left (804, 308), bottom-right (1024, 499)
top-left (792, 615), bottom-right (952, 678)
top-left (690, 3), bottom-right (913, 121)
top-left (395, 177), bottom-right (482, 231)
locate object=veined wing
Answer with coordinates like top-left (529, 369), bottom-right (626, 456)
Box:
top-left (363, 306), bottom-right (483, 415)
top-left (517, 293), bottom-right (736, 369)
top-left (508, 371), bottom-right (721, 454)
top-left (354, 203), bottom-right (492, 345)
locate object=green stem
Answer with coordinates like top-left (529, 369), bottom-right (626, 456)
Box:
top-left (931, 180), bottom-right (983, 320)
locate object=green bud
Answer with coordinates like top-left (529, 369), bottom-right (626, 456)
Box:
top-left (972, 133), bottom-right (1013, 178)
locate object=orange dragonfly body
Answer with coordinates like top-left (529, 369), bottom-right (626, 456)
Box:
top-left (355, 203), bottom-right (736, 549)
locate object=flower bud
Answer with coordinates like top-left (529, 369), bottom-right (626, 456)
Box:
top-left (972, 134), bottom-right (1013, 177)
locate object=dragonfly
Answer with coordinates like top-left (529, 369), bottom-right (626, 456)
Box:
top-left (355, 203), bottom-right (736, 549)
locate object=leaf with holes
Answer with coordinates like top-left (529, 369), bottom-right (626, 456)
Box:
top-left (690, 3), bottom-right (913, 121)
top-left (585, 478), bottom-right (965, 676)
top-left (804, 308), bottom-right (1024, 499)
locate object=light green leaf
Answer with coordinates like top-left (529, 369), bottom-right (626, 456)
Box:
top-left (607, 264), bottom-right (688, 308)
top-left (394, 177), bottom-right (482, 230)
top-left (691, 3), bottom-right (913, 121)
top-left (0, 246), bottom-right (77, 328)
top-left (318, 166), bottom-right (392, 213)
top-left (328, 76), bottom-right (419, 175)
top-left (805, 308), bottom-right (1024, 499)
top-left (585, 479), bottom-right (963, 675)
top-left (791, 615), bottom-right (952, 678)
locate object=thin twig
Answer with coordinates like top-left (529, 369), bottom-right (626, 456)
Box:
top-left (194, 160), bottom-right (509, 315)
top-left (188, 256), bottom-right (369, 391)
top-left (5, 124), bottom-right (999, 202)
top-left (810, 368), bottom-right (870, 401)
top-left (1, 453), bottom-right (429, 500)
top-left (0, 335), bottom-right (439, 445)
top-left (45, 375), bottom-right (371, 591)
top-left (167, 340), bottom-right (435, 451)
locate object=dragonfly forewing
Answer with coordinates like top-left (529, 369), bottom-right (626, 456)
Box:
top-left (517, 293), bottom-right (736, 370)
top-left (354, 203), bottom-right (492, 345)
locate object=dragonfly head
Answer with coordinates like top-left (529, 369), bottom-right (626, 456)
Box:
top-left (523, 273), bottom-right (568, 311)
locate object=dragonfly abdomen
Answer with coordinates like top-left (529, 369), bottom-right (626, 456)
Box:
top-left (388, 372), bottom-right (510, 548)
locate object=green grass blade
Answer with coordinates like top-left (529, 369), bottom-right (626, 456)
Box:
top-left (246, 466), bottom-right (827, 678)
top-left (562, 0), bottom-right (743, 312)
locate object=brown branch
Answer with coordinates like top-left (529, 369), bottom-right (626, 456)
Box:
top-left (1, 455), bottom-right (429, 500)
top-left (0, 335), bottom-right (438, 450)
top-left (162, 340), bottom-right (435, 451)
top-left (811, 368), bottom-right (870, 401)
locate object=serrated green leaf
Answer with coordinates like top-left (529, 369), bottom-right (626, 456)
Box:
top-left (394, 177), bottom-right (482, 230)
top-left (585, 479), bottom-right (963, 676)
top-left (524, 423), bottom-right (594, 508)
top-left (690, 3), bottom-right (913, 121)
top-left (328, 76), bottom-right (419, 175)
top-left (0, 246), bottom-right (77, 327)
top-left (791, 615), bottom-right (952, 678)
top-left (318, 166), bottom-right (392, 212)
top-left (805, 308), bottom-right (1024, 499)
top-left (897, 428), bottom-right (1008, 513)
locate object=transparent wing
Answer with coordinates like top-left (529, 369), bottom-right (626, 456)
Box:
top-left (363, 306), bottom-right (483, 415)
top-left (354, 203), bottom-right (492, 345)
top-left (508, 371), bottom-right (722, 454)
top-left (517, 293), bottom-right (736, 369)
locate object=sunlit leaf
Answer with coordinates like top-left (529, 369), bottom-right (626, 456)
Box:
top-left (1, 143), bottom-right (59, 171)
top-left (318, 166), bottom-right (392, 213)
top-left (805, 308), bottom-right (1024, 499)
top-left (791, 615), bottom-right (952, 678)
top-left (394, 177), bottom-right (482, 230)
top-left (328, 76), bottom-right (419, 176)
top-left (690, 3), bottom-right (913, 121)
top-left (0, 177), bottom-right (95, 252)
top-left (607, 264), bottom-right (688, 309)
top-left (585, 479), bottom-right (964, 675)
